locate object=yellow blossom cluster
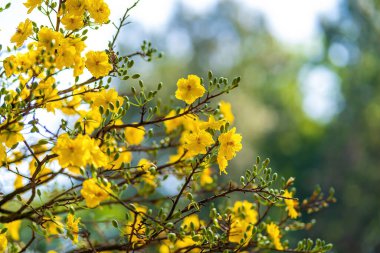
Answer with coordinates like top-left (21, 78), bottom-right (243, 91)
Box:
top-left (165, 87), bottom-right (242, 174)
top-left (0, 0), bottom-right (332, 252)
top-left (52, 134), bottom-right (108, 173)
top-left (229, 200), bottom-right (258, 245)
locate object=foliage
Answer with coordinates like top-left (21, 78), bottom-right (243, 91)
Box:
top-left (0, 1), bottom-right (334, 252)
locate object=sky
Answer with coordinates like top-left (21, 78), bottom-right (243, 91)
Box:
top-left (0, 0), bottom-right (340, 46)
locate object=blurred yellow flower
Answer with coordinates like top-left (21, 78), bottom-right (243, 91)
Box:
top-left (181, 214), bottom-right (201, 232)
top-left (0, 122), bottom-right (24, 148)
top-left (200, 168), bottom-right (213, 186)
top-left (200, 115), bottom-right (226, 131)
top-left (6, 220), bottom-right (21, 241)
top-left (219, 101), bottom-right (234, 124)
top-left (81, 178), bottom-right (111, 208)
top-left (107, 149), bottom-right (132, 170)
top-left (0, 145), bottom-right (6, 162)
top-left (138, 159), bottom-right (157, 188)
top-left (164, 110), bottom-right (185, 133)
top-left (0, 233), bottom-right (7, 253)
top-left (125, 125), bottom-right (145, 145)
top-left (45, 216), bottom-right (64, 236)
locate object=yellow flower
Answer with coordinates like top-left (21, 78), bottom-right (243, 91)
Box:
top-left (37, 27), bottom-right (63, 51)
top-left (88, 0), bottom-right (110, 24)
top-left (159, 244), bottom-right (170, 253)
top-left (229, 219), bottom-right (250, 245)
top-left (14, 175), bottom-right (24, 190)
top-left (182, 114), bottom-right (200, 132)
top-left (55, 42), bottom-right (77, 69)
top-left (123, 204), bottom-right (147, 245)
top-left (200, 115), bottom-right (226, 131)
top-left (164, 110), bottom-right (185, 133)
top-left (44, 216), bottom-right (64, 236)
top-left (229, 201), bottom-right (257, 245)
top-left (11, 19), bottom-right (33, 47)
top-left (106, 149), bottom-right (132, 170)
top-left (88, 88), bottom-right (123, 111)
top-left (232, 200), bottom-right (257, 223)
top-left (74, 56), bottom-right (85, 77)
top-left (77, 109), bottom-right (102, 134)
top-left (219, 101), bottom-right (234, 123)
top-left (35, 77), bottom-right (62, 113)
top-left (217, 127), bottom-right (242, 174)
top-left (81, 178), bottom-right (111, 208)
top-left (87, 139), bottom-right (109, 168)
top-left (0, 144), bottom-right (6, 162)
top-left (125, 125), bottom-right (145, 145)
top-left (181, 214), bottom-right (201, 232)
top-left (85, 51), bottom-right (113, 78)
top-left (0, 233), bottom-right (7, 253)
top-left (200, 168), bottom-right (213, 186)
top-left (0, 122), bottom-right (24, 148)
top-left (183, 128), bottom-right (214, 156)
top-left (266, 222), bottom-right (283, 250)
top-left (53, 134), bottom-right (90, 168)
top-left (67, 36), bottom-right (86, 53)
top-left (62, 14), bottom-right (84, 30)
top-left (66, 213), bottom-right (81, 243)
top-left (283, 190), bottom-right (299, 219)
top-left (5, 220), bottom-right (21, 241)
top-left (175, 236), bottom-right (200, 253)
top-left (137, 159), bottom-right (157, 188)
top-left (53, 134), bottom-right (108, 171)
top-left (61, 95), bottom-right (82, 115)
top-left (65, 0), bottom-right (88, 16)
top-left (3, 55), bottom-right (17, 77)
top-left (24, 0), bottom-right (42, 13)
top-left (175, 75), bottom-right (205, 104)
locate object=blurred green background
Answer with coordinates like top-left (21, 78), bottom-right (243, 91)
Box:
top-left (116, 0), bottom-right (380, 252)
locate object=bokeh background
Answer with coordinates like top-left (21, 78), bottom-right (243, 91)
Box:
top-left (1, 0), bottom-right (380, 252)
top-left (114, 1), bottom-right (379, 253)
